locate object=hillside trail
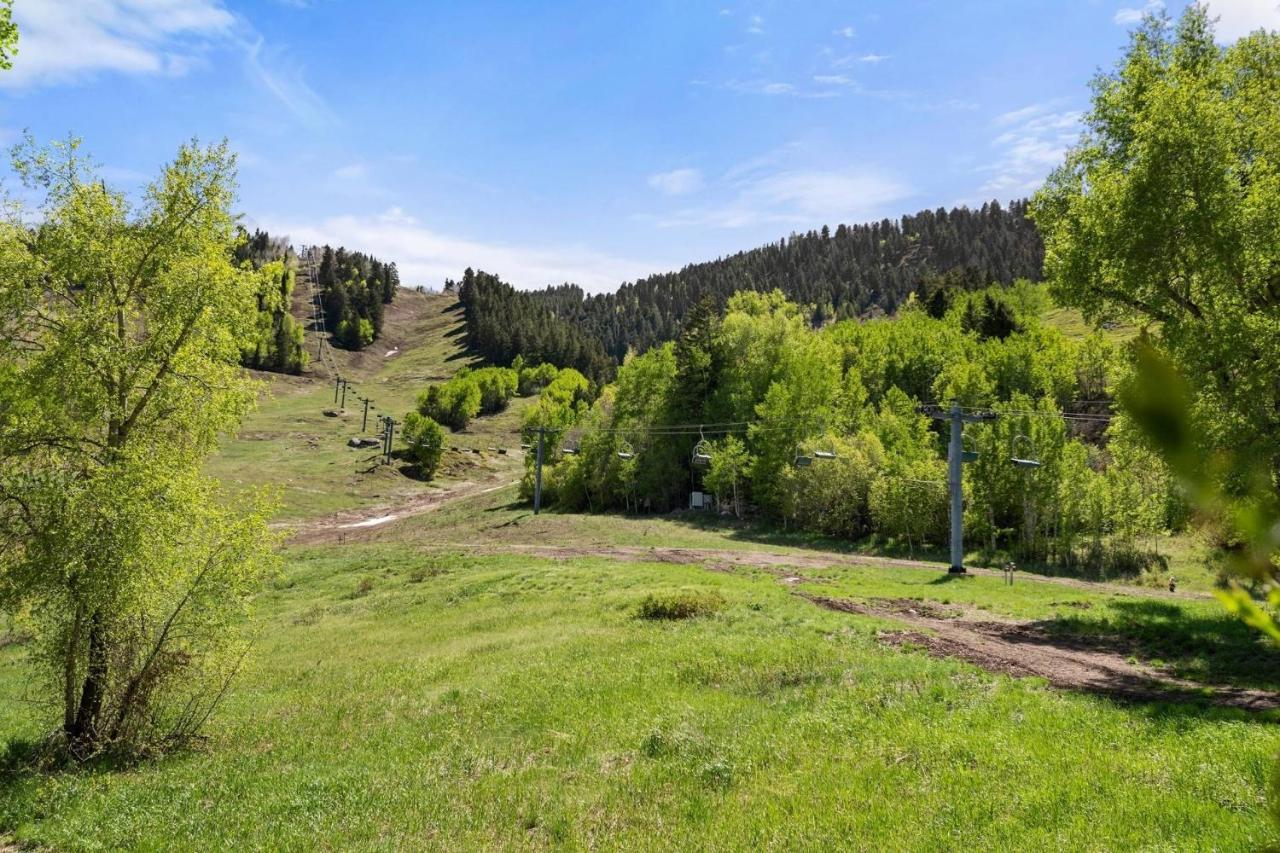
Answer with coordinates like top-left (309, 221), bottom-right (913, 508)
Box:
top-left (284, 476), bottom-right (519, 545)
top-left (803, 593), bottom-right (1279, 711)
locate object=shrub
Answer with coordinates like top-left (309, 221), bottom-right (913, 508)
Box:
top-left (402, 412), bottom-right (445, 479)
top-left (636, 590), bottom-right (725, 620)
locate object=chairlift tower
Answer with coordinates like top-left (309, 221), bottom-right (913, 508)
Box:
top-left (926, 401), bottom-right (997, 574)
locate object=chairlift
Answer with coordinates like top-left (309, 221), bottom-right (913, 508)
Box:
top-left (617, 439), bottom-right (635, 460)
top-left (814, 426), bottom-right (838, 460)
top-left (1011, 434), bottom-right (1041, 469)
top-left (691, 438), bottom-right (712, 468)
top-left (562, 445), bottom-right (579, 455)
top-left (793, 453), bottom-right (814, 468)
top-left (961, 433), bottom-right (979, 463)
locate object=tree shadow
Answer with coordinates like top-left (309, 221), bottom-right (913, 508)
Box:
top-left (1025, 598), bottom-right (1280, 693)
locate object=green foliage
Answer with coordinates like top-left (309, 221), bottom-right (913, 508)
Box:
top-left (0, 0), bottom-right (15, 70)
top-left (401, 412), bottom-right (445, 479)
top-left (703, 436), bottom-right (750, 517)
top-left (239, 257), bottom-right (308, 375)
top-left (0, 136), bottom-right (278, 757)
top-left (454, 268), bottom-right (614, 382)
top-left (1032, 6), bottom-right (1280, 496)
top-left (635, 589), bottom-right (725, 620)
top-left (520, 202), bottom-right (1044, 362)
top-left (316, 244), bottom-right (398, 351)
top-left (418, 372), bottom-right (483, 431)
top-left (518, 361), bottom-right (559, 395)
top-left (529, 285), bottom-right (1175, 572)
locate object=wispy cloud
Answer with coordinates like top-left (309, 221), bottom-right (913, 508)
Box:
top-left (648, 168), bottom-right (704, 196)
top-left (978, 103), bottom-right (1081, 195)
top-left (3, 0), bottom-right (334, 130)
top-left (644, 147), bottom-right (911, 230)
top-left (1115, 0), bottom-right (1164, 25)
top-left (269, 208), bottom-right (661, 294)
top-left (721, 78), bottom-right (839, 98)
top-left (858, 53), bottom-right (890, 64)
top-left (242, 37), bottom-right (334, 128)
top-left (833, 26), bottom-right (856, 38)
top-left (2, 0), bottom-right (233, 87)
top-left (747, 14), bottom-right (765, 34)
top-left (1203, 0), bottom-right (1280, 41)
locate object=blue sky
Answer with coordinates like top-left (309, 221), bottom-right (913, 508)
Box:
top-left (4, 0), bottom-right (1277, 292)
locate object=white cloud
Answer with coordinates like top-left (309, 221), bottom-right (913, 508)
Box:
top-left (3, 0), bottom-right (234, 87)
top-left (978, 104), bottom-right (1081, 195)
top-left (834, 26), bottom-right (856, 38)
top-left (858, 53), bottom-right (890, 63)
top-left (649, 151), bottom-right (911, 230)
top-left (813, 74), bottom-right (853, 85)
top-left (647, 168), bottom-right (704, 196)
top-left (747, 14), bottom-right (765, 34)
top-left (1115, 0), bottom-right (1164, 25)
top-left (268, 208), bottom-right (660, 294)
top-left (3, 0), bottom-right (333, 130)
top-left (1204, 0), bottom-right (1280, 40)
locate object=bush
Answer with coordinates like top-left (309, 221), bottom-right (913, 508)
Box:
top-left (401, 412), bottom-right (445, 479)
top-left (418, 376), bottom-right (481, 431)
top-left (636, 590), bottom-right (725, 620)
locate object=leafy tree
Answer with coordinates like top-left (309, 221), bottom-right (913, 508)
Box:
top-left (0, 137), bottom-right (277, 757)
top-left (401, 412), bottom-right (445, 479)
top-left (704, 436), bottom-right (750, 517)
top-left (1032, 6), bottom-right (1280, 493)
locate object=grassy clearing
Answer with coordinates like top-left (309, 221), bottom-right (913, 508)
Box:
top-left (207, 293), bottom-right (527, 521)
top-left (2, 543), bottom-right (1277, 849)
top-left (7, 286), bottom-right (1269, 848)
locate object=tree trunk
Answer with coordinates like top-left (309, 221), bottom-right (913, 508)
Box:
top-left (67, 610), bottom-right (108, 749)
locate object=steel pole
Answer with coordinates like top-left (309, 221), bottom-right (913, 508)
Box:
top-left (534, 427), bottom-right (544, 514)
top-left (948, 401), bottom-right (965, 573)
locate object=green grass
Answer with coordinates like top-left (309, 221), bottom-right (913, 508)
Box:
top-left (3, 543), bottom-right (1277, 849)
top-left (207, 293), bottom-right (527, 521)
top-left (6, 288), bottom-right (1274, 848)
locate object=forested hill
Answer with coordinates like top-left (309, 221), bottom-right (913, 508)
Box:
top-left (531, 200), bottom-right (1042, 361)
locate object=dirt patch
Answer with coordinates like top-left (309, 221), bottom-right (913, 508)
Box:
top-left (285, 477), bottom-right (518, 545)
top-left (805, 594), bottom-right (1280, 711)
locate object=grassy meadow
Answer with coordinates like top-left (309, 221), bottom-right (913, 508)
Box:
top-left (3, 290), bottom-right (1277, 850)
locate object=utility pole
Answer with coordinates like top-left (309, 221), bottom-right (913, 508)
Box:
top-left (382, 417), bottom-right (399, 464)
top-left (926, 401), bottom-right (996, 573)
top-left (334, 377), bottom-right (352, 408)
top-left (357, 395), bottom-right (374, 432)
top-left (534, 426), bottom-right (545, 514)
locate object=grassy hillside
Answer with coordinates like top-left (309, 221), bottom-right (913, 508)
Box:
top-left (4, 285), bottom-right (1276, 850)
top-left (208, 289), bottom-right (529, 522)
top-left (3, 483), bottom-right (1278, 848)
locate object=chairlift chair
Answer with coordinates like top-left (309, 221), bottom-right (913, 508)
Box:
top-left (1011, 434), bottom-right (1041, 469)
top-left (617, 439), bottom-right (635, 460)
top-left (961, 433), bottom-right (979, 463)
top-left (793, 454), bottom-right (814, 468)
top-left (691, 438), bottom-right (712, 468)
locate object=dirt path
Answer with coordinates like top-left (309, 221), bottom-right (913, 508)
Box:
top-left (802, 594), bottom-right (1279, 711)
top-left (285, 477), bottom-right (518, 545)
